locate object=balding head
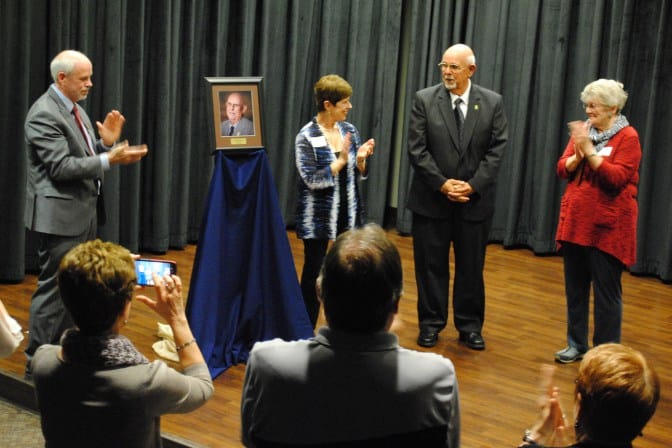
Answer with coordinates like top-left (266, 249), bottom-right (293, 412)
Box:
top-left (439, 44), bottom-right (476, 95)
top-left (224, 92), bottom-right (248, 124)
top-left (444, 44), bottom-right (476, 66)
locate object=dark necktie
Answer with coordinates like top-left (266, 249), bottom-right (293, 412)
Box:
top-left (454, 98), bottom-right (464, 132)
top-left (72, 106), bottom-right (95, 156)
top-left (228, 125), bottom-right (235, 136)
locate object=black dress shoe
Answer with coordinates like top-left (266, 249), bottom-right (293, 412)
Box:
top-left (459, 332), bottom-right (485, 350)
top-left (417, 329), bottom-right (439, 347)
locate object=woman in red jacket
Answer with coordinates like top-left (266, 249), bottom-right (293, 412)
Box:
top-left (554, 79), bottom-right (642, 364)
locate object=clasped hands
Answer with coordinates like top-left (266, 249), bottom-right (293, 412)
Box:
top-left (567, 120), bottom-right (594, 160)
top-left (97, 109), bottom-right (149, 165)
top-left (441, 178), bottom-right (473, 202)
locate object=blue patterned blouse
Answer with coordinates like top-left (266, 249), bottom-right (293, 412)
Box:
top-left (295, 118), bottom-right (366, 240)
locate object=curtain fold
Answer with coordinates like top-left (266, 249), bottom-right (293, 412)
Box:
top-left (395, 0), bottom-right (672, 281)
top-left (1, 0), bottom-right (671, 283)
top-left (627, 0), bottom-right (672, 279)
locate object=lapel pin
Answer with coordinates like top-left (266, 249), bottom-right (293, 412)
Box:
top-left (474, 104), bottom-right (479, 111)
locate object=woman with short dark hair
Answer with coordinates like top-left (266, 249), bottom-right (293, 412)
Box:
top-left (295, 74), bottom-right (375, 327)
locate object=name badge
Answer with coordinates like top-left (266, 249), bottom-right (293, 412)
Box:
top-left (598, 146), bottom-right (613, 156)
top-left (309, 136), bottom-right (328, 148)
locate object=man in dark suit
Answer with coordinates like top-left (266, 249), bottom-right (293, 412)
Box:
top-left (24, 50), bottom-right (148, 376)
top-left (407, 44), bottom-right (508, 350)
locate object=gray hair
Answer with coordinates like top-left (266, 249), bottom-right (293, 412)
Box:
top-left (50, 50), bottom-right (90, 82)
top-left (581, 79), bottom-right (628, 111)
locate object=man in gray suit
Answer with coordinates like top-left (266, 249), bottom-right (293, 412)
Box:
top-left (407, 44), bottom-right (508, 350)
top-left (220, 91), bottom-right (255, 136)
top-left (241, 224), bottom-right (460, 447)
top-left (24, 50), bottom-right (148, 376)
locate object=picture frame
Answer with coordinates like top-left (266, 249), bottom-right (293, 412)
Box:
top-left (206, 77), bottom-right (264, 151)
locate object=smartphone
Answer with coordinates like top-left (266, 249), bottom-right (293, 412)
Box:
top-left (134, 258), bottom-right (177, 286)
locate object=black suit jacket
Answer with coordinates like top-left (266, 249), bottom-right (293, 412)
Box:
top-left (406, 82), bottom-right (508, 221)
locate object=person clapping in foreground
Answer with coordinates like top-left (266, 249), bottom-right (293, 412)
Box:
top-left (31, 239), bottom-right (213, 448)
top-left (520, 343), bottom-right (659, 448)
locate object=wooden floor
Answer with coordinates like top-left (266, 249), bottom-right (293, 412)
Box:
top-left (1, 230), bottom-right (670, 447)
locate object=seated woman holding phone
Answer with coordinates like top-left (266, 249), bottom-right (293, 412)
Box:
top-left (134, 257), bottom-right (177, 286)
top-left (31, 239), bottom-right (213, 448)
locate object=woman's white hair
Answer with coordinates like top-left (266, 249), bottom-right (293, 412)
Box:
top-left (581, 79), bottom-right (628, 112)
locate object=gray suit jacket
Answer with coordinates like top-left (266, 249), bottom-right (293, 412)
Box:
top-left (407, 83), bottom-right (508, 221)
top-left (32, 344), bottom-right (214, 448)
top-left (24, 87), bottom-right (106, 236)
top-left (242, 327), bottom-right (460, 448)
top-left (221, 116), bottom-right (255, 136)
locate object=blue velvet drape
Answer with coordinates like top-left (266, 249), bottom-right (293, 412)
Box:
top-left (186, 150), bottom-right (313, 378)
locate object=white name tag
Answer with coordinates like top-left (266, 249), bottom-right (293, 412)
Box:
top-left (598, 146), bottom-right (613, 156)
top-left (309, 136), bottom-right (328, 148)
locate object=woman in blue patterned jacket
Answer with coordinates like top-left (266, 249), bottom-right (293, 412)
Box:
top-left (295, 74), bottom-right (375, 328)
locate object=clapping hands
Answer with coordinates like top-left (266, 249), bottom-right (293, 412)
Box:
top-left (97, 110), bottom-right (126, 147)
top-left (567, 120), bottom-right (593, 159)
top-left (108, 140), bottom-right (148, 166)
top-left (519, 365), bottom-right (571, 447)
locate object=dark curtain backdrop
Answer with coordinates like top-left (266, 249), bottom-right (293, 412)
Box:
top-left (394, 0), bottom-right (672, 281)
top-left (1, 0), bottom-right (670, 283)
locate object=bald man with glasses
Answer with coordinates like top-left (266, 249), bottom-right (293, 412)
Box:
top-left (407, 43), bottom-right (508, 351)
top-left (220, 91), bottom-right (255, 136)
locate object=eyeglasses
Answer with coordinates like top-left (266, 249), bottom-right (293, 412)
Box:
top-left (582, 102), bottom-right (605, 110)
top-left (437, 62), bottom-right (463, 72)
top-left (226, 102), bottom-right (243, 109)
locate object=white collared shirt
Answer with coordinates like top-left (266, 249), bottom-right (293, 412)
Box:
top-left (450, 80), bottom-right (471, 120)
top-left (50, 84), bottom-right (110, 170)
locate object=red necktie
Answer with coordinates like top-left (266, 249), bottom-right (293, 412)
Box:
top-left (72, 105), bottom-right (95, 156)
top-left (73, 105), bottom-right (104, 218)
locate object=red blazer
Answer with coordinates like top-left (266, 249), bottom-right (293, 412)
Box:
top-left (555, 126), bottom-right (641, 267)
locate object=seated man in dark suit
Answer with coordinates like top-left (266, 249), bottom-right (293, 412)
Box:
top-left (241, 224), bottom-right (460, 447)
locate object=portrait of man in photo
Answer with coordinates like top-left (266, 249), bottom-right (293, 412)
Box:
top-left (220, 91), bottom-right (254, 137)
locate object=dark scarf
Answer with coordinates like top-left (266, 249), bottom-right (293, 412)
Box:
top-left (588, 114), bottom-right (629, 152)
top-left (60, 328), bottom-right (149, 369)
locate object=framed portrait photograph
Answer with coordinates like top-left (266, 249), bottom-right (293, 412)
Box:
top-left (206, 77), bottom-right (264, 151)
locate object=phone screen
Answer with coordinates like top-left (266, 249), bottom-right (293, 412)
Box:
top-left (135, 259), bottom-right (177, 286)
